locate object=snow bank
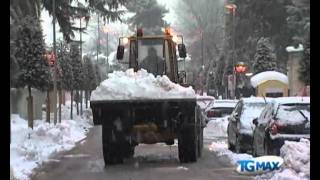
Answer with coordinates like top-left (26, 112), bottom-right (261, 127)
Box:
top-left (10, 104), bottom-right (92, 180)
top-left (286, 44), bottom-right (304, 52)
top-left (255, 139), bottom-right (310, 180)
top-left (91, 68), bottom-right (195, 101)
top-left (204, 116), bottom-right (229, 138)
top-left (208, 141), bottom-right (253, 165)
top-left (251, 71), bottom-right (288, 87)
top-left (280, 139), bottom-right (310, 178)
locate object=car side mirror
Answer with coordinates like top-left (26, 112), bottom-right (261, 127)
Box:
top-left (178, 44), bottom-right (187, 58)
top-left (116, 45), bottom-right (124, 60)
top-left (252, 118), bottom-right (258, 126)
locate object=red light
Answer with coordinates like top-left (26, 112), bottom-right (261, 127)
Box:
top-left (137, 28), bottom-right (143, 37)
top-left (234, 64), bottom-right (247, 73)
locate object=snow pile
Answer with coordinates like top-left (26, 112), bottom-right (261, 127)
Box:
top-left (286, 44), bottom-right (304, 52)
top-left (280, 139), bottom-right (310, 178)
top-left (251, 71), bottom-right (288, 87)
top-left (208, 141), bottom-right (253, 165)
top-left (91, 68), bottom-right (195, 100)
top-left (10, 105), bottom-right (92, 180)
top-left (204, 116), bottom-right (229, 138)
top-left (255, 139), bottom-right (310, 180)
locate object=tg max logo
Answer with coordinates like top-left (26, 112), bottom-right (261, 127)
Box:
top-left (236, 156), bottom-right (284, 175)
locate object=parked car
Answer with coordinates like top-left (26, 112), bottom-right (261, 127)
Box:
top-left (196, 95), bottom-right (215, 111)
top-left (203, 99), bottom-right (238, 124)
top-left (252, 97), bottom-right (310, 156)
top-left (227, 97), bottom-right (271, 153)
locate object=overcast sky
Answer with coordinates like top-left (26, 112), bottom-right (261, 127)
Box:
top-left (41, 1), bottom-right (177, 47)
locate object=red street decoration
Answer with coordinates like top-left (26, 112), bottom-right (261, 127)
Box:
top-left (137, 28), bottom-right (143, 37)
top-left (234, 62), bottom-right (247, 73)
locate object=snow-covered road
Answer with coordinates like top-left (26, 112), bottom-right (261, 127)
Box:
top-left (11, 108), bottom-right (309, 180)
top-left (31, 125), bottom-right (250, 180)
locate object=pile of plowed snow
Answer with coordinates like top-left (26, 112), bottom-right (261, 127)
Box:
top-left (90, 69), bottom-right (195, 101)
top-left (10, 102), bottom-right (92, 180)
top-left (255, 138), bottom-right (310, 180)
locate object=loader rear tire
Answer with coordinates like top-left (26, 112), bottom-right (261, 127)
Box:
top-left (178, 124), bottom-right (198, 163)
top-left (102, 126), bottom-right (124, 166)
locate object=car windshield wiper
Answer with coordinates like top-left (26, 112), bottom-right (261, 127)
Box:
top-left (297, 109), bottom-right (309, 122)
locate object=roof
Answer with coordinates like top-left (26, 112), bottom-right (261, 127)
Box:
top-left (271, 96), bottom-right (310, 107)
top-left (250, 71), bottom-right (288, 87)
top-left (196, 95), bottom-right (215, 100)
top-left (205, 99), bottom-right (238, 110)
top-left (241, 97), bottom-right (273, 104)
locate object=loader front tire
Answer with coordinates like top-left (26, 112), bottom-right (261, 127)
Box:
top-left (178, 123), bottom-right (198, 163)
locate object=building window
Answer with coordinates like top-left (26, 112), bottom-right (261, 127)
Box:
top-left (266, 92), bottom-right (283, 97)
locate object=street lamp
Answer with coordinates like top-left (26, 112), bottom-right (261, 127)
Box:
top-left (225, 3), bottom-right (237, 99)
top-left (102, 26), bottom-right (111, 72)
top-left (52, 0), bottom-right (58, 125)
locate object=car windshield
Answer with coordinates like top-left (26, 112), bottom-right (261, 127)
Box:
top-left (275, 104), bottom-right (310, 125)
top-left (209, 107), bottom-right (234, 117)
top-left (136, 39), bottom-right (165, 76)
top-left (240, 103), bottom-right (266, 131)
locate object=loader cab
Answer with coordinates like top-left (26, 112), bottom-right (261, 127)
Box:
top-left (116, 28), bottom-right (187, 84)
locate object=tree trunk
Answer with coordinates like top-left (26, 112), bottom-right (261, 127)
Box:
top-left (80, 90), bottom-right (83, 115)
top-left (85, 90), bottom-right (88, 109)
top-left (46, 90), bottom-right (50, 123)
top-left (76, 90), bottom-right (79, 115)
top-left (62, 90), bottom-right (65, 105)
top-left (27, 86), bottom-right (33, 129)
top-left (58, 89), bottom-right (62, 123)
top-left (70, 90), bottom-right (73, 120)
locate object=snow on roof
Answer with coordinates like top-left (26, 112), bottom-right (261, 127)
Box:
top-left (241, 97), bottom-right (273, 103)
top-left (272, 96), bottom-right (310, 105)
top-left (250, 71), bottom-right (288, 87)
top-left (286, 44), bottom-right (304, 52)
top-left (210, 100), bottom-right (238, 108)
top-left (196, 94), bottom-right (215, 100)
top-left (90, 68), bottom-right (196, 101)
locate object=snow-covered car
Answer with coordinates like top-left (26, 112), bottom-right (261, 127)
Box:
top-left (196, 95), bottom-right (215, 110)
top-left (227, 97), bottom-right (272, 153)
top-left (203, 99), bottom-right (238, 123)
top-left (252, 97), bottom-right (310, 156)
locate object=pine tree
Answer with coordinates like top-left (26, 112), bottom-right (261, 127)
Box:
top-left (126, 0), bottom-right (168, 35)
top-left (70, 42), bottom-right (84, 115)
top-left (14, 16), bottom-right (52, 129)
top-left (83, 56), bottom-right (97, 108)
top-left (299, 37), bottom-right (310, 85)
top-left (253, 37), bottom-right (278, 74)
top-left (94, 63), bottom-right (102, 86)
